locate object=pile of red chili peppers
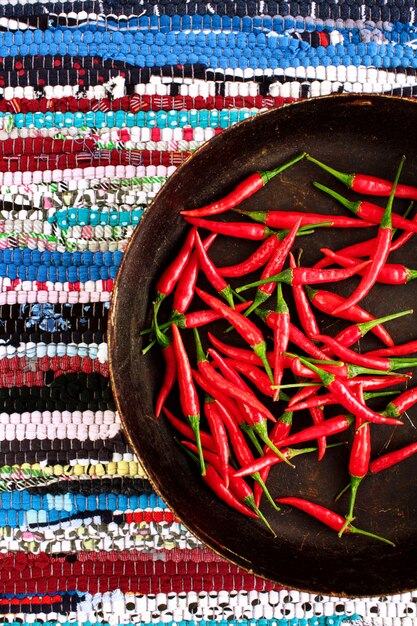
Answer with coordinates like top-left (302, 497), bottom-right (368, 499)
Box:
top-left (141, 151), bottom-right (417, 547)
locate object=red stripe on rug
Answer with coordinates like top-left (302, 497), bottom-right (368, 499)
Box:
top-left (76, 548), bottom-right (226, 562)
top-left (0, 95), bottom-right (299, 114)
top-left (0, 552), bottom-right (280, 593)
top-left (125, 511), bottom-right (178, 523)
top-left (0, 356), bottom-right (108, 386)
top-left (0, 151), bottom-right (194, 171)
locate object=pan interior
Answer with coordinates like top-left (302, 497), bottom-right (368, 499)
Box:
top-left (109, 95), bottom-right (417, 597)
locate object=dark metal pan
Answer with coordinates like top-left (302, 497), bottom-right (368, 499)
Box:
top-left (109, 94), bottom-right (417, 597)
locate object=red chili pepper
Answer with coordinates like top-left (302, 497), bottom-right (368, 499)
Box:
top-left (295, 357), bottom-right (403, 426)
top-left (208, 334), bottom-right (299, 387)
top-left (289, 356), bottom-right (334, 380)
top-left (210, 399), bottom-right (256, 467)
top-left (294, 360), bottom-right (379, 382)
top-left (181, 440), bottom-right (222, 472)
top-left (194, 230), bottom-right (234, 308)
top-left (208, 347), bottom-right (265, 400)
top-left (196, 287), bottom-right (274, 383)
top-left (390, 212), bottom-right (417, 250)
top-left (149, 301), bottom-right (252, 335)
top-left (314, 181), bottom-right (417, 235)
top-left (204, 396), bottom-right (230, 487)
top-left (162, 407), bottom-right (216, 452)
top-left (313, 333), bottom-right (417, 373)
top-left (382, 385), bottom-right (417, 419)
top-left (208, 347), bottom-right (267, 419)
top-left (267, 411), bottom-right (293, 450)
top-left (276, 497), bottom-right (394, 546)
top-left (253, 411), bottom-right (293, 507)
top-left (192, 367), bottom-right (247, 429)
top-left (319, 248), bottom-right (417, 286)
top-left (341, 384), bottom-right (371, 531)
top-left (152, 304), bottom-right (178, 418)
top-left (263, 315), bottom-right (331, 361)
top-left (314, 209), bottom-right (417, 270)
top-left (276, 413), bottom-right (353, 449)
top-left (217, 234), bottom-right (281, 278)
top-left (207, 348), bottom-right (273, 412)
top-left (155, 335), bottom-right (177, 418)
top-left (197, 359), bottom-right (275, 421)
top-left (289, 356), bottom-right (388, 381)
top-left (224, 358), bottom-right (277, 396)
top-left (305, 286), bottom-right (394, 347)
top-left (248, 446), bottom-right (323, 476)
top-left (242, 218), bottom-right (302, 318)
top-left (185, 302), bottom-right (251, 326)
top-left (209, 335), bottom-right (305, 392)
top-left (236, 260), bottom-right (370, 293)
top-left (234, 421), bottom-right (348, 475)
top-left (172, 233), bottom-right (217, 316)
top-left (228, 354), bottom-right (316, 394)
top-left (181, 440), bottom-right (275, 534)
top-left (203, 344), bottom-right (291, 466)
top-left (287, 383), bottom-right (321, 408)
top-left (307, 153), bottom-right (417, 200)
top-left (270, 411), bottom-right (294, 445)
top-left (171, 324), bottom-right (205, 474)
top-left (205, 349), bottom-right (266, 454)
top-left (289, 252), bottom-right (320, 338)
top-left (333, 158), bottom-right (405, 314)
top-left (288, 389), bottom-right (398, 412)
top-left (315, 240), bottom-right (374, 271)
top-left (366, 339), bottom-right (417, 358)
top-left (203, 463), bottom-right (258, 519)
top-left (216, 224), bottom-right (316, 279)
top-left (289, 323), bottom-right (332, 360)
top-left (273, 283), bottom-right (290, 400)
top-left (193, 328), bottom-right (276, 422)
top-left (183, 217), bottom-right (278, 240)
top-left (213, 400), bottom-right (279, 511)
top-left (349, 373), bottom-right (411, 391)
top-left (155, 226), bottom-right (196, 309)
top-left (263, 311), bottom-right (342, 378)
top-left (235, 207), bottom-right (372, 229)
top-left (348, 420), bottom-right (371, 486)
top-left (309, 406), bottom-right (326, 461)
top-left (180, 154), bottom-right (305, 218)
top-left (370, 441), bottom-right (417, 473)
top-left (208, 326), bottom-right (386, 383)
top-left (207, 331), bottom-right (266, 366)
top-left (321, 309), bottom-right (412, 353)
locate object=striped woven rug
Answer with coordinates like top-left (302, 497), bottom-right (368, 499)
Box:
top-left (1, 2), bottom-right (417, 625)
